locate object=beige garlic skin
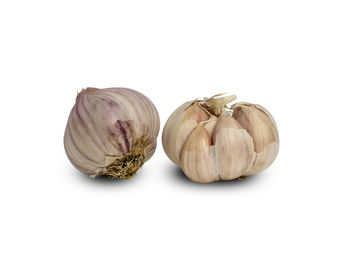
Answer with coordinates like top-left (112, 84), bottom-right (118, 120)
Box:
top-left (162, 94), bottom-right (279, 183)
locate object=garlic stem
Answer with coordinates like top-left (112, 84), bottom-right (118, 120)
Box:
top-left (200, 94), bottom-right (237, 116)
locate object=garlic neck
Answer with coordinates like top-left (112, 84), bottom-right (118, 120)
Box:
top-left (200, 94), bottom-right (237, 117)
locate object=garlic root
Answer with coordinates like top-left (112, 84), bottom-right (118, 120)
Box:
top-left (96, 136), bottom-right (149, 179)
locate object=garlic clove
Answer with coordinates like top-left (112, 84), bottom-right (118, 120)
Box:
top-left (162, 101), bottom-right (209, 165)
top-left (180, 125), bottom-right (218, 183)
top-left (202, 116), bottom-right (218, 138)
top-left (232, 103), bottom-right (279, 175)
top-left (213, 112), bottom-right (255, 180)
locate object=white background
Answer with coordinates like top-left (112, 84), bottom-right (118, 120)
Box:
top-left (0, 0), bottom-right (349, 254)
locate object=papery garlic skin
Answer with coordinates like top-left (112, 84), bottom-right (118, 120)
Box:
top-left (64, 87), bottom-right (160, 179)
top-left (162, 94), bottom-right (279, 183)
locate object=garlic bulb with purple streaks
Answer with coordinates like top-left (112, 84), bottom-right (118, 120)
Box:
top-left (162, 94), bottom-right (279, 183)
top-left (64, 87), bottom-right (160, 179)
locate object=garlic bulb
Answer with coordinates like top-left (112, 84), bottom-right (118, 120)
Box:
top-left (162, 94), bottom-right (279, 183)
top-left (64, 87), bottom-right (160, 179)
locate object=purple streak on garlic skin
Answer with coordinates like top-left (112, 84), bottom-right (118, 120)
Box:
top-left (64, 87), bottom-right (160, 176)
top-left (115, 120), bottom-right (131, 152)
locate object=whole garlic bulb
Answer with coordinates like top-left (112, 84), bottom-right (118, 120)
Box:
top-left (162, 94), bottom-right (279, 183)
top-left (64, 87), bottom-right (160, 179)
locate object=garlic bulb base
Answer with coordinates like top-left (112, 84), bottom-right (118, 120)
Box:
top-left (101, 153), bottom-right (145, 179)
top-left (94, 136), bottom-right (149, 179)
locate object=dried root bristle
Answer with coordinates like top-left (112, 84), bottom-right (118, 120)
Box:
top-left (100, 136), bottom-right (149, 179)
